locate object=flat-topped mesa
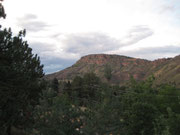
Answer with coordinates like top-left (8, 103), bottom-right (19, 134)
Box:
top-left (76, 54), bottom-right (135, 65)
top-left (45, 54), bottom-right (180, 87)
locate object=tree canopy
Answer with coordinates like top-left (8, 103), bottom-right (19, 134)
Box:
top-left (0, 28), bottom-right (44, 135)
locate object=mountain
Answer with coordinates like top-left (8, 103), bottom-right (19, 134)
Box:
top-left (45, 54), bottom-right (180, 86)
top-left (152, 55), bottom-right (180, 86)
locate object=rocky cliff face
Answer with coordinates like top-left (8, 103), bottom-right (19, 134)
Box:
top-left (76, 54), bottom-right (132, 65)
top-left (46, 54), bottom-right (180, 86)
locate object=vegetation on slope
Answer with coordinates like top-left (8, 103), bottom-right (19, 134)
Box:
top-left (46, 54), bottom-right (180, 87)
top-left (29, 73), bottom-right (180, 135)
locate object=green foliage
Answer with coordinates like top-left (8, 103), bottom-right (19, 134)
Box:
top-left (104, 64), bottom-right (112, 81)
top-left (166, 108), bottom-right (180, 135)
top-left (82, 86), bottom-right (124, 135)
top-left (30, 88), bottom-right (83, 135)
top-left (0, 28), bottom-right (44, 134)
top-left (125, 102), bottom-right (158, 135)
top-left (64, 72), bottom-right (101, 106)
top-left (56, 74), bottom-right (179, 134)
top-left (0, 2), bottom-right (6, 19)
top-left (28, 74), bottom-right (180, 135)
top-left (123, 76), bottom-right (180, 135)
top-left (51, 78), bottom-right (59, 93)
top-left (157, 84), bottom-right (180, 114)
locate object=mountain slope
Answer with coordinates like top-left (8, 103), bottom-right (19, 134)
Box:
top-left (46, 54), bottom-right (180, 86)
top-left (152, 55), bottom-right (180, 86)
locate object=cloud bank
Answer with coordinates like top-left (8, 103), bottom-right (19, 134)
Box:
top-left (17, 14), bottom-right (50, 32)
top-left (61, 25), bottom-right (154, 55)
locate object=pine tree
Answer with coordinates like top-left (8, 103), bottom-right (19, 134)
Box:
top-left (0, 28), bottom-right (44, 135)
top-left (51, 78), bottom-right (59, 93)
top-left (104, 64), bottom-right (112, 81)
top-left (31, 88), bottom-right (83, 135)
top-left (0, 0), bottom-right (6, 19)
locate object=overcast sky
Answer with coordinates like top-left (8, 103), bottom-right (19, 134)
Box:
top-left (1, 0), bottom-right (180, 74)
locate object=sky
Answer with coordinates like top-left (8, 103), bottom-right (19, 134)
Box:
top-left (1, 0), bottom-right (180, 74)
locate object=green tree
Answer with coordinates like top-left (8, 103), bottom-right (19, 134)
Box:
top-left (155, 84), bottom-right (180, 134)
top-left (120, 76), bottom-right (164, 135)
top-left (126, 102), bottom-right (158, 135)
top-left (104, 64), bottom-right (112, 81)
top-left (166, 108), bottom-right (180, 135)
top-left (51, 77), bottom-right (59, 93)
top-left (83, 72), bottom-right (100, 100)
top-left (63, 81), bottom-right (72, 97)
top-left (31, 88), bottom-right (83, 135)
top-left (0, 28), bottom-right (44, 135)
top-left (0, 0), bottom-right (6, 19)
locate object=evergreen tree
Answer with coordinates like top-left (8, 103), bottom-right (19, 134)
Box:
top-left (31, 88), bottom-right (83, 135)
top-left (0, 28), bottom-right (44, 135)
top-left (104, 64), bottom-right (112, 81)
top-left (51, 77), bottom-right (59, 93)
top-left (0, 0), bottom-right (6, 19)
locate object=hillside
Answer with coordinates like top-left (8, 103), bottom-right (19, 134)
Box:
top-left (152, 55), bottom-right (180, 86)
top-left (45, 54), bottom-right (180, 86)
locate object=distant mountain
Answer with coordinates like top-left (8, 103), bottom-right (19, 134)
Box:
top-left (45, 54), bottom-right (180, 87)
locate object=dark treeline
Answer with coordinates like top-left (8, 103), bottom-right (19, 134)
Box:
top-left (31, 73), bottom-right (180, 135)
top-left (1, 28), bottom-right (180, 135)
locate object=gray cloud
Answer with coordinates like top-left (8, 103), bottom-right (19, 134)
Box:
top-left (158, 1), bottom-right (176, 14)
top-left (119, 46), bottom-right (180, 60)
top-left (136, 46), bottom-right (180, 54)
top-left (29, 42), bottom-right (55, 53)
top-left (62, 32), bottom-right (119, 55)
top-left (21, 14), bottom-right (38, 20)
top-left (62, 25), bottom-right (153, 55)
top-left (17, 14), bottom-right (50, 32)
top-left (160, 5), bottom-right (175, 13)
top-left (120, 25), bottom-right (154, 45)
